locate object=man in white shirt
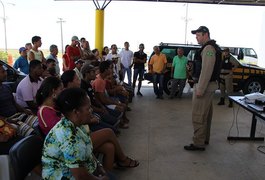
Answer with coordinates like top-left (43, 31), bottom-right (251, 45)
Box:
top-left (106, 44), bottom-right (123, 84)
top-left (73, 59), bottom-right (84, 80)
top-left (119, 42), bottom-right (134, 86)
top-left (16, 60), bottom-right (43, 114)
top-left (105, 44), bottom-right (120, 61)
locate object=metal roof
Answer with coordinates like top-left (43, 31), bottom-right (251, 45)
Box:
top-left (55, 0), bottom-right (265, 6)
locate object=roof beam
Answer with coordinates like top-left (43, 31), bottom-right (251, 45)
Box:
top-left (54, 0), bottom-right (265, 6)
top-left (110, 0), bottom-right (265, 6)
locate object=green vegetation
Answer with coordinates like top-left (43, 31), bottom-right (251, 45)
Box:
top-left (0, 51), bottom-right (8, 63)
top-left (0, 49), bottom-right (62, 66)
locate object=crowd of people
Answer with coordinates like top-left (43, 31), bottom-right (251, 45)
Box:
top-left (0, 28), bottom-right (238, 178)
top-left (1, 35), bottom-right (148, 179)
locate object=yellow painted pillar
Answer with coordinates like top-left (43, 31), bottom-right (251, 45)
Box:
top-left (95, 9), bottom-right (104, 56)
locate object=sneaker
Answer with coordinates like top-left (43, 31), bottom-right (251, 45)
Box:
top-left (217, 101), bottom-right (225, 105)
top-left (126, 106), bottom-right (132, 111)
top-left (184, 144), bottom-right (205, 151)
top-left (137, 91), bottom-right (143, 96)
top-left (156, 95), bottom-right (163, 99)
top-left (115, 129), bottom-right (121, 136)
top-left (217, 98), bottom-right (225, 105)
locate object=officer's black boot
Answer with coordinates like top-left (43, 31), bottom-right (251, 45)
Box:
top-left (217, 97), bottom-right (225, 105)
top-left (228, 99), bottom-right (233, 108)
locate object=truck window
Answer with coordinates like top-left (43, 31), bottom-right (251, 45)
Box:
top-left (187, 50), bottom-right (196, 61)
top-left (223, 47), bottom-right (258, 65)
top-left (161, 48), bottom-right (176, 62)
top-left (238, 48), bottom-right (244, 60)
top-left (244, 48), bottom-right (257, 58)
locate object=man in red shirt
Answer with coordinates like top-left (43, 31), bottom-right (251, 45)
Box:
top-left (66, 36), bottom-right (83, 70)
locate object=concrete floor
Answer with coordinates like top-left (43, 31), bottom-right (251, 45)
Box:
top-left (113, 86), bottom-right (265, 180)
top-left (24, 85), bottom-right (265, 180)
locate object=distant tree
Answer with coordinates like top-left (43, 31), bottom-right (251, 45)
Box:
top-left (0, 51), bottom-right (8, 63)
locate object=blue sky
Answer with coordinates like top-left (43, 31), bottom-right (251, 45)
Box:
top-left (1, 0), bottom-right (265, 66)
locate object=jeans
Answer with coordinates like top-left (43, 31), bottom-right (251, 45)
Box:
top-left (133, 68), bottom-right (144, 82)
top-left (133, 68), bottom-right (144, 91)
top-left (152, 73), bottom-right (164, 96)
top-left (170, 79), bottom-right (186, 98)
top-left (123, 67), bottom-right (132, 86)
top-left (96, 112), bottom-right (119, 126)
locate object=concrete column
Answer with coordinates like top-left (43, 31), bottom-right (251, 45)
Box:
top-left (95, 9), bottom-right (104, 56)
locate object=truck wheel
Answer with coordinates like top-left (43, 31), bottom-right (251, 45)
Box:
top-left (163, 76), bottom-right (174, 95)
top-left (243, 78), bottom-right (264, 94)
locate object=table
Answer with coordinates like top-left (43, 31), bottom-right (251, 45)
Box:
top-left (228, 96), bottom-right (265, 141)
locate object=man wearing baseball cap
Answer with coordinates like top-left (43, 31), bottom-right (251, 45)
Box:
top-left (66, 36), bottom-right (83, 70)
top-left (13, 47), bottom-right (29, 74)
top-left (184, 26), bottom-right (222, 151)
top-left (191, 26), bottom-right (210, 34)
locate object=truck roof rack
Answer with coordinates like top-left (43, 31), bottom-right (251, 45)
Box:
top-left (159, 42), bottom-right (201, 48)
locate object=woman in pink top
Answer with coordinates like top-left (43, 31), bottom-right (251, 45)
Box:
top-left (36, 77), bottom-right (63, 135)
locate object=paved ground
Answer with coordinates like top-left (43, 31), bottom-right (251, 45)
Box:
top-left (113, 85), bottom-right (265, 180)
top-left (25, 84), bottom-right (265, 180)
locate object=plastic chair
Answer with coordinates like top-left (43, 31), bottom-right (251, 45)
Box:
top-left (0, 155), bottom-right (12, 180)
top-left (9, 135), bottom-right (43, 180)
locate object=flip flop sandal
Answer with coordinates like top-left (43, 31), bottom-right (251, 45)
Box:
top-left (119, 123), bottom-right (129, 129)
top-left (117, 156), bottom-right (140, 168)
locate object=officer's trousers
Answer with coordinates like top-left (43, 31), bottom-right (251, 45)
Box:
top-left (192, 82), bottom-right (216, 146)
top-left (220, 73), bottom-right (233, 98)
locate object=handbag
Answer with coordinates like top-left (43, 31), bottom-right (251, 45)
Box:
top-left (6, 113), bottom-right (38, 137)
top-left (93, 154), bottom-right (107, 177)
top-left (0, 119), bottom-right (16, 138)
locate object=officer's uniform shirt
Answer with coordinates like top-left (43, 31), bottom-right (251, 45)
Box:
top-left (197, 44), bottom-right (216, 95)
top-left (220, 55), bottom-right (239, 74)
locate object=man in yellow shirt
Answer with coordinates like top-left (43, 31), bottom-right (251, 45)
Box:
top-left (149, 46), bottom-right (167, 99)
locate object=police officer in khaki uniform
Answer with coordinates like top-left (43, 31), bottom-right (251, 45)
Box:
top-left (217, 48), bottom-right (239, 107)
top-left (184, 26), bottom-right (222, 151)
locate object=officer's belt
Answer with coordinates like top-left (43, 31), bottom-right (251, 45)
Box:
top-left (220, 73), bottom-right (230, 75)
top-left (192, 77), bottom-right (217, 84)
top-left (192, 77), bottom-right (198, 83)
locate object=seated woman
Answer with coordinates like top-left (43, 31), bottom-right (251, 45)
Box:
top-left (61, 70), bottom-right (119, 133)
top-left (36, 76), bottom-right (63, 136)
top-left (42, 88), bottom-right (139, 179)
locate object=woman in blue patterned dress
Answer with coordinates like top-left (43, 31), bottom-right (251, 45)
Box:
top-left (42, 88), bottom-right (107, 179)
top-left (42, 88), bottom-right (139, 179)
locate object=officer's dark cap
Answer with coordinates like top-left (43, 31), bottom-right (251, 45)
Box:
top-left (223, 47), bottom-right (230, 52)
top-left (191, 26), bottom-right (209, 34)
